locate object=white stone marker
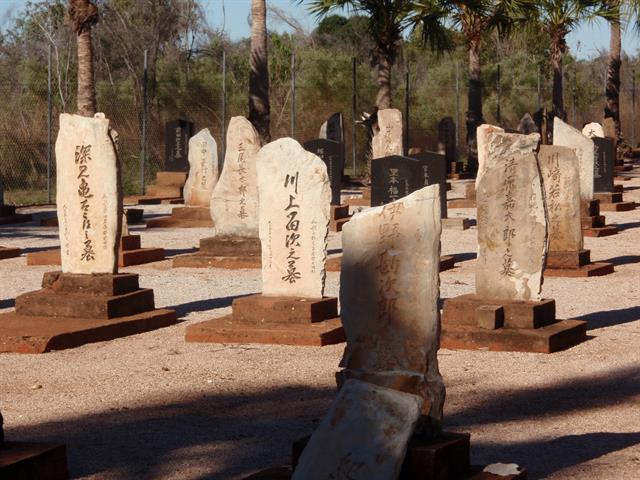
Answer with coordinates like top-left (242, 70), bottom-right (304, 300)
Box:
top-left (582, 122), bottom-right (604, 138)
top-left (476, 130), bottom-right (546, 302)
top-left (372, 108), bottom-right (403, 159)
top-left (257, 138), bottom-right (330, 298)
top-left (183, 128), bottom-right (218, 207)
top-left (211, 117), bottom-right (261, 237)
top-left (56, 113), bottom-right (121, 274)
top-left (553, 117), bottom-right (595, 202)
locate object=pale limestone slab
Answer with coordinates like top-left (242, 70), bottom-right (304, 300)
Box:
top-left (602, 117), bottom-right (617, 143)
top-left (56, 113), bottom-right (121, 274)
top-left (372, 108), bottom-right (403, 159)
top-left (211, 117), bottom-right (261, 237)
top-left (476, 124), bottom-right (504, 189)
top-left (582, 122), bottom-right (604, 138)
top-left (476, 130), bottom-right (545, 302)
top-left (340, 185), bottom-right (444, 428)
top-left (538, 145), bottom-right (583, 253)
top-left (292, 379), bottom-right (422, 480)
top-left (183, 128), bottom-right (218, 207)
top-left (553, 117), bottom-right (594, 201)
top-left (257, 138), bottom-right (330, 298)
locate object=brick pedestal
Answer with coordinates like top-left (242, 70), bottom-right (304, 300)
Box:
top-left (0, 442), bottom-right (68, 479)
top-left (544, 249), bottom-right (614, 277)
top-left (0, 272), bottom-right (178, 353)
top-left (0, 205), bottom-right (32, 225)
top-left (125, 171), bottom-right (187, 205)
top-left (0, 247), bottom-right (21, 260)
top-left (173, 236), bottom-right (262, 269)
top-left (441, 294), bottom-right (586, 353)
top-left (594, 191), bottom-right (636, 212)
top-left (329, 204), bottom-right (351, 232)
top-left (26, 235), bottom-right (165, 267)
top-left (185, 294), bottom-right (344, 346)
top-left (581, 200), bottom-right (618, 237)
top-left (245, 431), bottom-right (527, 480)
top-left (344, 187), bottom-right (371, 208)
top-left (448, 183), bottom-right (476, 209)
top-left (442, 217), bottom-right (471, 230)
top-left (146, 206), bottom-right (213, 228)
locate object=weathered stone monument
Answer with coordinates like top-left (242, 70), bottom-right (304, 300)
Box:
top-left (538, 145), bottom-right (614, 277)
top-left (582, 122), bottom-right (605, 139)
top-left (247, 186), bottom-right (527, 480)
top-left (174, 117), bottom-right (264, 269)
top-left (147, 128), bottom-right (217, 228)
top-left (0, 410), bottom-right (68, 479)
top-left (185, 138), bottom-right (343, 345)
top-left (517, 113), bottom-right (538, 135)
top-left (553, 117), bottom-right (618, 237)
top-left (441, 128), bottom-right (586, 353)
top-left (319, 112), bottom-right (344, 145)
top-left (0, 113), bottom-right (178, 354)
top-left (372, 108), bottom-right (403, 159)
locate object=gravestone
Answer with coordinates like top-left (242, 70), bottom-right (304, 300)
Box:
top-left (602, 117), bottom-right (617, 145)
top-left (372, 108), bottom-right (403, 159)
top-left (258, 138), bottom-right (331, 298)
top-left (413, 151), bottom-right (447, 219)
top-left (303, 139), bottom-right (343, 206)
top-left (553, 117), bottom-right (595, 202)
top-left (437, 116), bottom-right (456, 167)
top-left (371, 155), bottom-right (420, 207)
top-left (319, 112), bottom-right (344, 145)
top-left (56, 113), bottom-right (121, 274)
top-left (517, 113), bottom-right (538, 135)
top-left (592, 137), bottom-right (615, 193)
top-left (183, 128), bottom-right (218, 207)
top-left (164, 119), bottom-right (193, 171)
top-left (582, 122), bottom-right (604, 138)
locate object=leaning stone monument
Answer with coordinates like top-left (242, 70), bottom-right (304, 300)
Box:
top-left (185, 138), bottom-right (343, 345)
top-left (441, 128), bottom-right (586, 353)
top-left (147, 128), bottom-right (217, 228)
top-left (0, 113), bottom-right (178, 353)
top-left (553, 117), bottom-right (618, 237)
top-left (538, 145), bottom-right (614, 277)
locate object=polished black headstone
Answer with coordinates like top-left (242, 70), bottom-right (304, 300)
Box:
top-left (371, 155), bottom-right (422, 207)
top-left (321, 112), bottom-right (344, 145)
top-left (412, 151), bottom-right (447, 218)
top-left (304, 139), bottom-right (343, 205)
top-left (165, 119), bottom-right (194, 172)
top-left (592, 137), bottom-right (615, 193)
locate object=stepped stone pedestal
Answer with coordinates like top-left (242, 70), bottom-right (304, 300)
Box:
top-left (185, 294), bottom-right (344, 346)
top-left (145, 206), bottom-right (213, 228)
top-left (173, 236), bottom-right (262, 269)
top-left (344, 187), bottom-right (371, 208)
top-left (0, 205), bottom-right (32, 225)
top-left (126, 171), bottom-right (186, 205)
top-left (581, 200), bottom-right (618, 237)
top-left (26, 235), bottom-right (165, 267)
top-left (0, 442), bottom-right (68, 479)
top-left (448, 183), bottom-right (477, 209)
top-left (0, 247), bottom-right (21, 260)
top-left (0, 272), bottom-right (177, 353)
top-left (593, 191), bottom-right (636, 212)
top-left (41, 208), bottom-right (145, 227)
top-left (545, 249), bottom-right (614, 277)
top-left (441, 295), bottom-right (586, 353)
top-left (329, 204), bottom-right (351, 232)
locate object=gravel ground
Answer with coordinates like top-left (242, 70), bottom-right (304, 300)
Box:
top-left (1, 177), bottom-right (639, 480)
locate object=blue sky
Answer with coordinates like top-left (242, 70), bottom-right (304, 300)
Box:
top-left (1, 0), bottom-right (639, 59)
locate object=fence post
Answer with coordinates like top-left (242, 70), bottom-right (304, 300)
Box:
top-left (47, 43), bottom-right (53, 204)
top-left (221, 50), bottom-right (226, 163)
top-left (455, 60), bottom-right (460, 150)
top-left (572, 69), bottom-right (577, 127)
top-left (140, 49), bottom-right (148, 195)
top-left (404, 67), bottom-right (409, 154)
top-left (632, 69), bottom-right (636, 148)
top-left (496, 63), bottom-right (501, 125)
top-left (291, 52), bottom-right (296, 139)
top-left (537, 64), bottom-right (541, 110)
top-left (352, 57), bottom-right (357, 176)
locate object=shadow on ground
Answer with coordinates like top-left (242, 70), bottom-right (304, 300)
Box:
top-left (604, 255), bottom-right (640, 266)
top-left (576, 305), bottom-right (640, 329)
top-left (170, 293), bottom-right (256, 317)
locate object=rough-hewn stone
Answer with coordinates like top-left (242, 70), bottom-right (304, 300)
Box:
top-left (183, 128), bottom-right (218, 207)
top-left (372, 108), bottom-right (403, 159)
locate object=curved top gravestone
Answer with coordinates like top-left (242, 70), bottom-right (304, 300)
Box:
top-left (257, 138), bottom-right (331, 298)
top-left (183, 128), bottom-right (218, 207)
top-left (582, 122), bottom-right (604, 139)
top-left (553, 117), bottom-right (595, 202)
top-left (56, 113), bottom-right (122, 274)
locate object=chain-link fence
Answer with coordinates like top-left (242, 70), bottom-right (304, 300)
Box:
top-left (1, 51), bottom-right (638, 206)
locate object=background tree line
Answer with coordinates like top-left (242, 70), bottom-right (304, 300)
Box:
top-left (0, 0), bottom-right (638, 202)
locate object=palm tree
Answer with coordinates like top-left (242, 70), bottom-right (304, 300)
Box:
top-left (605, 0), bottom-right (622, 141)
top-left (249, 0), bottom-right (271, 144)
top-left (68, 0), bottom-right (99, 117)
top-left (536, 0), bottom-right (615, 122)
top-left (307, 0), bottom-right (415, 109)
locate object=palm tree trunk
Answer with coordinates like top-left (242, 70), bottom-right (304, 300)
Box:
top-left (605, 10), bottom-right (622, 141)
top-left (69, 0), bottom-right (98, 117)
top-left (249, 0), bottom-right (271, 144)
top-left (551, 32), bottom-right (566, 121)
top-left (465, 39), bottom-right (483, 176)
top-left (375, 53), bottom-right (392, 109)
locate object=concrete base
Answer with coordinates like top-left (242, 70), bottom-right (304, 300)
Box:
top-left (441, 294), bottom-right (586, 353)
top-left (329, 204), bottom-right (351, 232)
top-left (581, 200), bottom-right (617, 236)
top-left (447, 199), bottom-right (476, 209)
top-left (583, 226), bottom-right (618, 237)
top-left (442, 217), bottom-right (471, 230)
top-left (599, 201), bottom-right (636, 212)
top-left (0, 247), bottom-right (21, 260)
top-left (0, 272), bottom-right (178, 353)
top-left (545, 249), bottom-right (614, 277)
top-left (173, 236), bottom-right (261, 269)
top-left (186, 294), bottom-right (344, 346)
top-left (0, 442), bottom-right (68, 479)
top-left (125, 171), bottom-right (187, 205)
top-left (174, 255), bottom-right (261, 269)
top-left (146, 206), bottom-right (213, 228)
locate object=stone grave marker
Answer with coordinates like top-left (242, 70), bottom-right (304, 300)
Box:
top-left (371, 155), bottom-right (419, 207)
top-left (413, 151), bottom-right (447, 219)
top-left (582, 122), bottom-right (604, 138)
top-left (372, 108), bottom-right (403, 159)
top-left (517, 113), bottom-right (538, 134)
top-left (183, 128), bottom-right (218, 207)
top-left (592, 137), bottom-right (615, 193)
top-left (602, 117), bottom-right (617, 146)
top-left (164, 119), bottom-right (193, 172)
top-left (553, 117), bottom-right (595, 202)
top-left (56, 113), bottom-right (121, 275)
top-left (303, 138), bottom-right (343, 206)
top-left (319, 111), bottom-right (344, 145)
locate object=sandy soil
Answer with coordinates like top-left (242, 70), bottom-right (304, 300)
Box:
top-left (1, 177), bottom-right (639, 480)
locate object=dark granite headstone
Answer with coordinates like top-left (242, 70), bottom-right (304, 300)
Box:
top-left (165, 119), bottom-right (194, 172)
top-left (320, 112), bottom-right (344, 145)
top-left (371, 155), bottom-right (422, 207)
top-left (304, 139), bottom-right (343, 205)
top-left (438, 117), bottom-right (456, 173)
top-left (412, 151), bottom-right (447, 218)
top-left (592, 137), bottom-right (615, 193)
